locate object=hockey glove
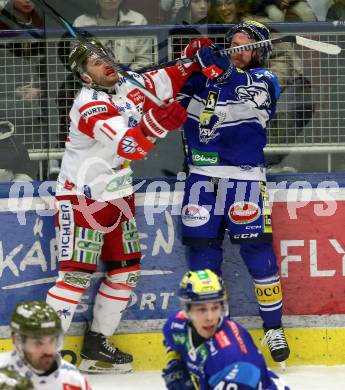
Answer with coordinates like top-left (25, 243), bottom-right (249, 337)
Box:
top-left (181, 37), bottom-right (215, 71)
top-left (140, 100), bottom-right (187, 139)
top-left (196, 46), bottom-right (233, 84)
top-left (162, 359), bottom-right (194, 390)
top-left (208, 362), bottom-right (261, 390)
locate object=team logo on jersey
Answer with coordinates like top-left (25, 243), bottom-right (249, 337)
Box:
top-left (235, 83), bottom-right (271, 109)
top-left (228, 201), bottom-right (261, 224)
top-left (121, 136), bottom-right (137, 154)
top-left (199, 91), bottom-right (224, 144)
top-left (199, 112), bottom-right (226, 144)
top-left (181, 204), bottom-right (210, 227)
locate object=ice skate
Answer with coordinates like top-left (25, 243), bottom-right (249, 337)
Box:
top-left (79, 330), bottom-right (133, 374)
top-left (262, 326), bottom-right (290, 368)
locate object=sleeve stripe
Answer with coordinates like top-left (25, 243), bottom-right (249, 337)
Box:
top-left (99, 127), bottom-right (114, 140)
top-left (103, 122), bottom-right (117, 136)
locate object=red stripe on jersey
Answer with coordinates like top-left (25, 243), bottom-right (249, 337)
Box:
top-left (98, 290), bottom-right (129, 301)
top-left (103, 122), bottom-right (117, 136)
top-left (78, 101), bottom-right (119, 138)
top-left (163, 65), bottom-right (194, 97)
top-left (99, 127), bottom-right (113, 140)
top-left (47, 291), bottom-right (79, 304)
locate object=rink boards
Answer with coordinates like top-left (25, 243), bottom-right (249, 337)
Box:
top-left (1, 174), bottom-right (345, 368)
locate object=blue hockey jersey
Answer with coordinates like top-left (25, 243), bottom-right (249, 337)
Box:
top-left (179, 67), bottom-right (280, 180)
top-left (163, 311), bottom-right (289, 390)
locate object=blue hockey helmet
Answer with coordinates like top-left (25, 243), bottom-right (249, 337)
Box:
top-left (178, 269), bottom-right (228, 315)
top-left (225, 20), bottom-right (272, 66)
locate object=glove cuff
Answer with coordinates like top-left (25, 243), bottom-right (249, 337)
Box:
top-left (202, 64), bottom-right (224, 79)
top-left (141, 109), bottom-right (168, 138)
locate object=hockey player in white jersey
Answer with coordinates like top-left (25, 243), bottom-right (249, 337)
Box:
top-left (1, 301), bottom-right (91, 390)
top-left (46, 37), bottom-right (213, 373)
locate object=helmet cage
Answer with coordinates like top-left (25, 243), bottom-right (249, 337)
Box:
top-left (225, 20), bottom-right (272, 67)
top-left (68, 40), bottom-right (116, 88)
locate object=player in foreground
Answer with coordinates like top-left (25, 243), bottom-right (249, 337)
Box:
top-left (0, 366), bottom-right (33, 389)
top-left (162, 269), bottom-right (290, 390)
top-left (0, 301), bottom-right (91, 389)
top-left (46, 37), bottom-right (213, 373)
top-left (179, 20), bottom-right (290, 365)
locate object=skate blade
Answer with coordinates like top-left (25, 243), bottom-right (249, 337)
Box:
top-left (78, 359), bottom-right (133, 374)
top-left (279, 360), bottom-right (286, 371)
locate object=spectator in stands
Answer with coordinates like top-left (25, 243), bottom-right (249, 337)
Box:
top-left (0, 121), bottom-right (33, 182)
top-left (73, 0), bottom-right (152, 70)
top-left (0, 1), bottom-right (48, 179)
top-left (208, 0), bottom-right (250, 23)
top-left (173, 0), bottom-right (210, 24)
top-left (326, 0), bottom-right (345, 21)
top-left (0, 0), bottom-right (44, 29)
top-left (160, 0), bottom-right (183, 20)
top-left (253, 0), bottom-right (316, 21)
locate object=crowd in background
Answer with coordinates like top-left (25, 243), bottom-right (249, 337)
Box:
top-left (0, 0), bottom-right (343, 181)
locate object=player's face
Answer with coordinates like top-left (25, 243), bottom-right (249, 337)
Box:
top-left (22, 335), bottom-right (58, 372)
top-left (229, 32), bottom-right (256, 69)
top-left (190, 0), bottom-right (210, 22)
top-left (14, 0), bottom-right (34, 14)
top-left (84, 54), bottom-right (119, 87)
top-left (189, 302), bottom-right (222, 338)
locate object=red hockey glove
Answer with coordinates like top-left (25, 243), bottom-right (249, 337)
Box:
top-left (140, 100), bottom-right (187, 138)
top-left (181, 38), bottom-right (215, 71)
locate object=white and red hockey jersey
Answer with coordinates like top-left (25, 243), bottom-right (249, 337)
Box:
top-left (1, 351), bottom-right (91, 390)
top-left (57, 65), bottom-right (192, 201)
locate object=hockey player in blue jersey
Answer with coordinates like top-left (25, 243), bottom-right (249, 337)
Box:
top-left (162, 269), bottom-right (290, 390)
top-left (178, 21), bottom-right (290, 364)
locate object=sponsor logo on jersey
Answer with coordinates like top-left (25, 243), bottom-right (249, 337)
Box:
top-left (127, 88), bottom-right (145, 105)
top-left (58, 201), bottom-right (74, 261)
top-left (191, 149), bottom-right (219, 165)
top-left (228, 201), bottom-right (261, 224)
top-left (128, 116), bottom-right (138, 128)
top-left (171, 321), bottom-right (185, 330)
top-left (214, 330), bottom-right (231, 349)
top-left (181, 204), bottom-right (210, 227)
top-left (106, 172), bottom-right (132, 192)
top-left (57, 308), bottom-right (72, 319)
top-left (81, 104), bottom-right (107, 120)
top-left (227, 320), bottom-right (248, 354)
top-left (245, 225), bottom-right (262, 230)
top-left (121, 136), bottom-right (138, 154)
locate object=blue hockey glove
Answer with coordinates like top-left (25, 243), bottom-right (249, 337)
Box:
top-left (196, 46), bottom-right (233, 83)
top-left (162, 359), bottom-right (194, 390)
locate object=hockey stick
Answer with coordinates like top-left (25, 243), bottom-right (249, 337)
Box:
top-left (31, 0), bottom-right (163, 105)
top-left (136, 35), bottom-right (341, 73)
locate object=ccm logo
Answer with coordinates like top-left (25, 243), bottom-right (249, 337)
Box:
top-left (233, 233), bottom-right (259, 239)
top-left (256, 286), bottom-right (281, 297)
